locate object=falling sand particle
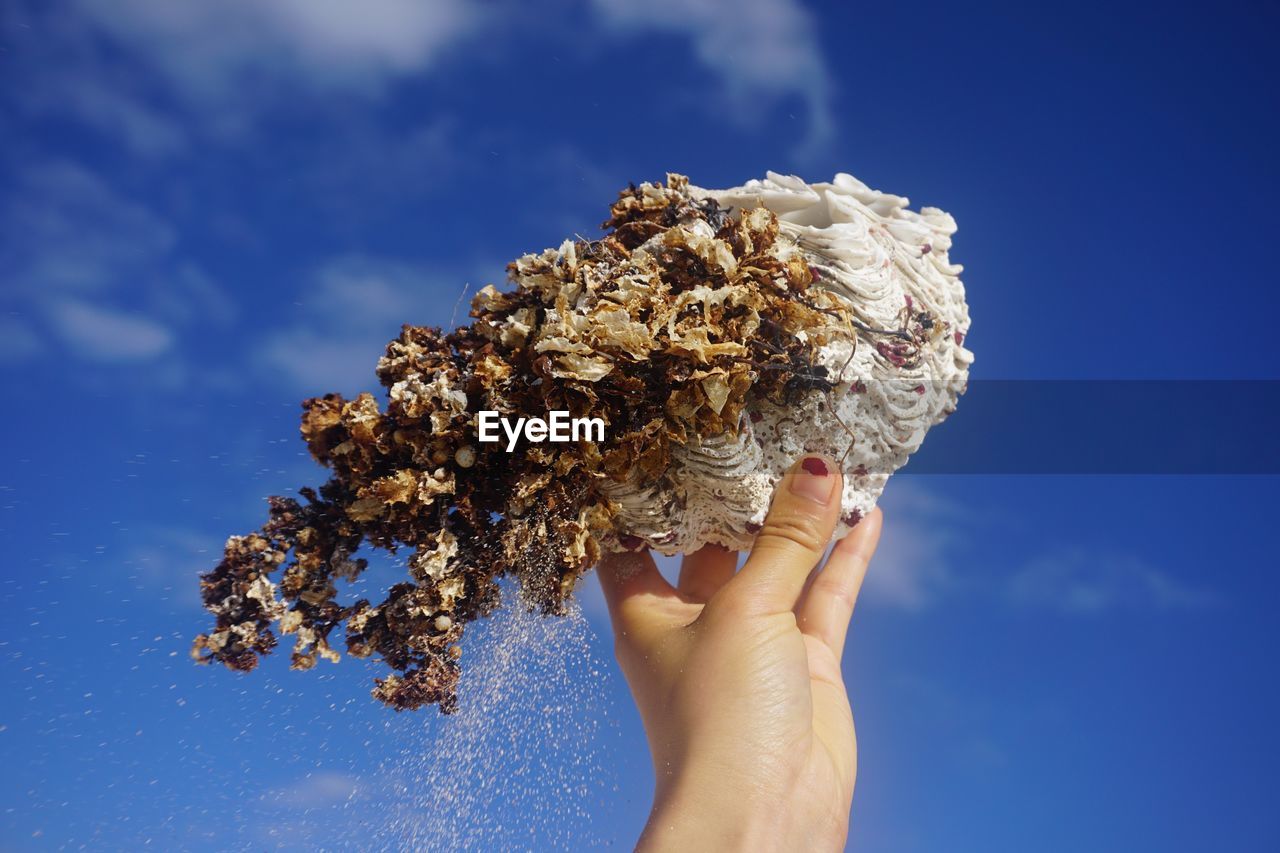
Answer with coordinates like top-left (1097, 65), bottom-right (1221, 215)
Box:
top-left (349, 582), bottom-right (618, 850)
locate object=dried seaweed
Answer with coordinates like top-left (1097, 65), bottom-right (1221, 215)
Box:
top-left (193, 173), bottom-right (971, 712)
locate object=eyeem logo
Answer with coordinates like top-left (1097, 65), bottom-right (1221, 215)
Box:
top-left (477, 411), bottom-right (605, 452)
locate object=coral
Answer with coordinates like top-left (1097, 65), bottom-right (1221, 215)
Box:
top-left (193, 172), bottom-right (973, 711)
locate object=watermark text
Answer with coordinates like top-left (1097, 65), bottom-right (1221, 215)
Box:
top-left (477, 410), bottom-right (605, 452)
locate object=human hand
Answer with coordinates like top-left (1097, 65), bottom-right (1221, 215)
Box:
top-left (597, 455), bottom-right (883, 851)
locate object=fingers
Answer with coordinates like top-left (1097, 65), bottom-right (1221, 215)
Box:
top-left (677, 544), bottom-right (737, 602)
top-left (797, 508), bottom-right (882, 661)
top-left (727, 455), bottom-right (843, 614)
top-left (596, 549), bottom-right (675, 638)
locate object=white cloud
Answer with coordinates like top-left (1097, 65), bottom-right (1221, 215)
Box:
top-left (74, 0), bottom-right (483, 104)
top-left (2, 6), bottom-right (188, 157)
top-left (261, 330), bottom-right (393, 396)
top-left (4, 0), bottom-right (486, 151)
top-left (120, 526), bottom-right (223, 608)
top-left (49, 299), bottom-right (174, 361)
top-left (861, 480), bottom-right (1215, 617)
top-left (866, 516), bottom-right (954, 610)
top-left (859, 479), bottom-right (965, 610)
top-left (24, 71), bottom-right (186, 158)
top-left (263, 771), bottom-right (359, 809)
top-left (589, 0), bottom-right (834, 155)
top-left (260, 256), bottom-right (483, 394)
top-left (1, 158), bottom-right (232, 369)
top-left (1005, 549), bottom-right (1216, 615)
top-left (4, 161), bottom-right (174, 294)
top-left (10, 0), bottom-right (839, 160)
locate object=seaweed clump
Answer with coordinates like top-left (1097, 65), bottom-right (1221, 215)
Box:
top-left (192, 174), bottom-right (884, 711)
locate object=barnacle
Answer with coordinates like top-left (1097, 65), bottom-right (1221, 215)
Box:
top-left (193, 172), bottom-right (973, 711)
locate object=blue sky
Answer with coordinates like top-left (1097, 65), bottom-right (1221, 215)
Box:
top-left (2, 0), bottom-right (1278, 849)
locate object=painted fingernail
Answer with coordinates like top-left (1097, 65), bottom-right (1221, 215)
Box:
top-left (790, 455), bottom-right (837, 505)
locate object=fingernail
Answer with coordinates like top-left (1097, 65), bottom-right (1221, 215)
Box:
top-left (790, 455), bottom-right (837, 505)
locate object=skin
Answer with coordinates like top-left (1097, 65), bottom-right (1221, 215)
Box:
top-left (597, 455), bottom-right (883, 851)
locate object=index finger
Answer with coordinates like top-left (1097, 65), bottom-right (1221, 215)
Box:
top-left (596, 549), bottom-right (675, 637)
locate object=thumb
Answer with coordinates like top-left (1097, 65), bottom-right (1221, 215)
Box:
top-left (727, 455), bottom-right (843, 614)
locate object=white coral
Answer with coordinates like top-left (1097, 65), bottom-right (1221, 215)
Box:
top-left (604, 171), bottom-right (973, 552)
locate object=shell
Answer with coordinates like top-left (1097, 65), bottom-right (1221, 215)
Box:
top-left (595, 171), bottom-right (973, 553)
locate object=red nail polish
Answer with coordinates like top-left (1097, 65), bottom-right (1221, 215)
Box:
top-left (791, 455), bottom-right (837, 504)
top-left (801, 456), bottom-right (829, 477)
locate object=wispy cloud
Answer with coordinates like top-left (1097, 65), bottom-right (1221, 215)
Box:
top-left (860, 480), bottom-right (1217, 617)
top-left (18, 69), bottom-right (186, 158)
top-left (1005, 548), bottom-right (1216, 615)
top-left (262, 771), bottom-right (359, 809)
top-left (74, 0), bottom-right (484, 102)
top-left (860, 479), bottom-right (966, 610)
top-left (2, 5), bottom-right (187, 157)
top-left (3, 160), bottom-right (174, 293)
top-left (259, 256), bottom-right (487, 395)
top-left (248, 771), bottom-right (364, 848)
top-left (120, 526), bottom-right (224, 609)
top-left (49, 299), bottom-right (174, 362)
top-left (589, 0), bottom-right (834, 157)
top-left (0, 159), bottom-right (233, 370)
top-left (3, 0), bottom-right (486, 153)
top-left (9, 1), bottom-right (837, 158)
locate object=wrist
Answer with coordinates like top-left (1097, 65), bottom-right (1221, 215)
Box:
top-left (638, 762), bottom-right (821, 852)
top-left (640, 786), bottom-right (785, 852)
top-left (639, 752), bottom-right (850, 851)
